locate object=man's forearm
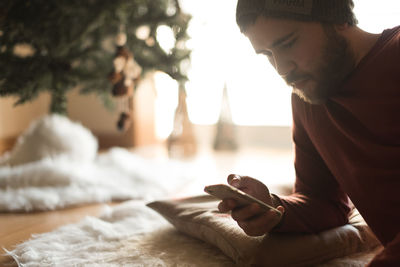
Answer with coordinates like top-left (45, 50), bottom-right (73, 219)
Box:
top-left (270, 192), bottom-right (351, 233)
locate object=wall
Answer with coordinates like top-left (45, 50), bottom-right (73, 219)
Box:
top-left (0, 74), bottom-right (158, 153)
top-left (0, 93), bottom-right (50, 139)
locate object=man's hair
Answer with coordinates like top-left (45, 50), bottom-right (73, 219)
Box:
top-left (236, 0), bottom-right (358, 33)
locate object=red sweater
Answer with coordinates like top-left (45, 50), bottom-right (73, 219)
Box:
top-left (274, 26), bottom-right (400, 266)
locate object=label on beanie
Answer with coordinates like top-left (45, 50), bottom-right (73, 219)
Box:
top-left (266, 0), bottom-right (313, 15)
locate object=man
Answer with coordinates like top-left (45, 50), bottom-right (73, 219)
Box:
top-left (218, 0), bottom-right (400, 266)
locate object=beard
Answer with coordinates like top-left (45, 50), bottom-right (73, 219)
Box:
top-left (287, 24), bottom-right (356, 105)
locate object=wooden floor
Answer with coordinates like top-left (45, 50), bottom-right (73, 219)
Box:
top-left (0, 202), bottom-right (121, 265)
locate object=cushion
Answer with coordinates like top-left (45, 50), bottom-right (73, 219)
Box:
top-left (147, 195), bottom-right (381, 267)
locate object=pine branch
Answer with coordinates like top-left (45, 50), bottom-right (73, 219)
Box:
top-left (0, 0), bottom-right (192, 114)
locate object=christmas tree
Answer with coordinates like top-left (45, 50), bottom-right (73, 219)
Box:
top-left (0, 0), bottom-right (191, 114)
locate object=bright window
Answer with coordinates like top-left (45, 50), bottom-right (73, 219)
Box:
top-left (154, 0), bottom-right (400, 138)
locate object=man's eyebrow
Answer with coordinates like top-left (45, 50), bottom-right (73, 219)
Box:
top-left (255, 30), bottom-right (297, 54)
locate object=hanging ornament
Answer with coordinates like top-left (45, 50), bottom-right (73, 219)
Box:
top-left (108, 26), bottom-right (142, 132)
top-left (117, 111), bottom-right (131, 132)
top-left (115, 96), bottom-right (133, 132)
top-left (108, 44), bottom-right (141, 97)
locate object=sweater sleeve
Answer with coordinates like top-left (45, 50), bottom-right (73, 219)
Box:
top-left (272, 95), bottom-right (352, 233)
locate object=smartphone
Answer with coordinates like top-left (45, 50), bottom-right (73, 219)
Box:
top-left (204, 183), bottom-right (282, 216)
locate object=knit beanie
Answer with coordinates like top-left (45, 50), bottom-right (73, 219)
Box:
top-left (236, 0), bottom-right (358, 31)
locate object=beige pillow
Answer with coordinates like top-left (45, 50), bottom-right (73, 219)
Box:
top-left (147, 195), bottom-right (380, 267)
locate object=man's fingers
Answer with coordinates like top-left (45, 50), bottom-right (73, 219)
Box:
top-left (227, 174), bottom-right (241, 187)
top-left (236, 176), bottom-right (260, 189)
top-left (237, 209), bottom-right (281, 236)
top-left (231, 203), bottom-right (261, 221)
top-left (227, 174), bottom-right (237, 184)
top-left (218, 199), bottom-right (237, 213)
top-left (277, 205), bottom-right (285, 213)
top-left (227, 174), bottom-right (261, 192)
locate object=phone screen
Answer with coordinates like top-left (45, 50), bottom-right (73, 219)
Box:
top-left (204, 184), bottom-right (281, 215)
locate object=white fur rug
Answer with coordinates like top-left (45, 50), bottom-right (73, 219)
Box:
top-left (0, 115), bottom-right (193, 212)
top-left (4, 200), bottom-right (380, 267)
top-left (0, 148), bottom-right (195, 212)
top-left (0, 114), bottom-right (98, 167)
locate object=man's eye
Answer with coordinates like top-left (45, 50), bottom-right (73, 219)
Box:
top-left (281, 38), bottom-right (297, 49)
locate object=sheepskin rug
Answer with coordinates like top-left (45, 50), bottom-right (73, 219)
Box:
top-left (5, 200), bottom-right (234, 267)
top-left (5, 200), bottom-right (380, 267)
top-left (0, 114), bottom-right (98, 166)
top-left (0, 115), bottom-right (193, 212)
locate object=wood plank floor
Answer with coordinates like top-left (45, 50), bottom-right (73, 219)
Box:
top-left (0, 202), bottom-right (120, 265)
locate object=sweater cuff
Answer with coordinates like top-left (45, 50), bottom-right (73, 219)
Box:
top-left (270, 193), bottom-right (285, 231)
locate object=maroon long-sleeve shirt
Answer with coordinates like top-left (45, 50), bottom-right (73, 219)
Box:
top-left (274, 26), bottom-right (400, 266)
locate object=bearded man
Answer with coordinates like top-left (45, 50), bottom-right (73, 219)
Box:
top-left (218, 1), bottom-right (400, 266)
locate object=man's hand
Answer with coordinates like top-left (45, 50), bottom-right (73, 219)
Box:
top-left (218, 174), bottom-right (285, 236)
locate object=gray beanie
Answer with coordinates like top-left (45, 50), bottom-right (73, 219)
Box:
top-left (236, 0), bottom-right (358, 32)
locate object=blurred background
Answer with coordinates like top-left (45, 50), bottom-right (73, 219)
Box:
top-left (1, 0), bottom-right (399, 154)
